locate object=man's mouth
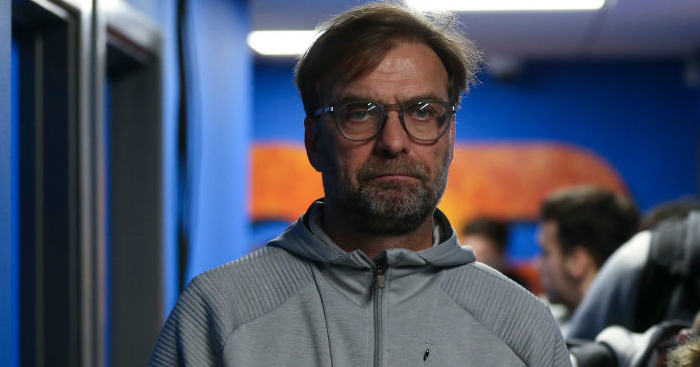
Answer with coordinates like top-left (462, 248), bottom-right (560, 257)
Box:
top-left (368, 173), bottom-right (421, 183)
top-left (356, 157), bottom-right (429, 184)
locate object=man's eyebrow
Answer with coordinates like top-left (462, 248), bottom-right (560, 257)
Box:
top-left (333, 93), bottom-right (446, 105)
top-left (407, 94), bottom-right (445, 102)
top-left (334, 93), bottom-right (374, 104)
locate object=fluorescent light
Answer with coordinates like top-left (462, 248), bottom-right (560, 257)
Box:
top-left (247, 30), bottom-right (319, 56)
top-left (407, 0), bottom-right (606, 11)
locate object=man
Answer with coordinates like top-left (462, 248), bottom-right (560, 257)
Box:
top-left (538, 185), bottom-right (639, 333)
top-left (568, 318), bottom-right (691, 367)
top-left (565, 208), bottom-right (700, 366)
top-left (461, 217), bottom-right (529, 288)
top-left (667, 309), bottom-right (700, 367)
top-left (150, 3), bottom-right (571, 366)
top-left (568, 209), bottom-right (700, 340)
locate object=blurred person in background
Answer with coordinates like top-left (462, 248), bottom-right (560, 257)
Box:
top-left (568, 307), bottom-right (700, 367)
top-left (564, 200), bottom-right (700, 367)
top-left (666, 309), bottom-right (700, 367)
top-left (565, 201), bottom-right (700, 367)
top-left (568, 202), bottom-right (700, 340)
top-left (461, 217), bottom-right (529, 288)
top-left (637, 198), bottom-right (700, 232)
top-left (538, 185), bottom-right (639, 334)
top-left (667, 337), bottom-right (700, 367)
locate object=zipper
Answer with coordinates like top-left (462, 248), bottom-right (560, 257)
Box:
top-left (374, 262), bottom-right (386, 367)
top-left (376, 263), bottom-right (386, 289)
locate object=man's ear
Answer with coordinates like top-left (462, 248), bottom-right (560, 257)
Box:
top-left (304, 116), bottom-right (325, 173)
top-left (564, 246), bottom-right (595, 280)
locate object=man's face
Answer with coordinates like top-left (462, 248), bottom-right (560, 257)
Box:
top-left (462, 234), bottom-right (503, 270)
top-left (537, 221), bottom-right (578, 308)
top-left (307, 42), bottom-right (455, 235)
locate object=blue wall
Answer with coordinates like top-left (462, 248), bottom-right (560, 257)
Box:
top-left (185, 0), bottom-right (251, 282)
top-left (253, 59), bottom-right (700, 212)
top-left (1, 0), bottom-right (17, 364)
top-left (124, 0), bottom-right (251, 310)
top-left (253, 62), bottom-right (306, 143)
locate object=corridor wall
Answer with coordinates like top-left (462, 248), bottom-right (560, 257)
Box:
top-left (122, 0), bottom-right (252, 311)
top-left (1, 1), bottom-right (16, 365)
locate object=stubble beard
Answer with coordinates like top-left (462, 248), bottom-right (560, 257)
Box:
top-left (325, 153), bottom-right (451, 236)
top-left (544, 263), bottom-right (579, 311)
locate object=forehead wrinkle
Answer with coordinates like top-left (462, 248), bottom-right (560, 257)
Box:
top-left (336, 73), bottom-right (445, 104)
top-left (334, 93), bottom-right (447, 106)
top-left (374, 44), bottom-right (447, 78)
top-left (330, 43), bottom-right (449, 105)
top-left (373, 56), bottom-right (421, 78)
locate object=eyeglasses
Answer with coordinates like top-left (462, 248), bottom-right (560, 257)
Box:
top-left (313, 99), bottom-right (455, 142)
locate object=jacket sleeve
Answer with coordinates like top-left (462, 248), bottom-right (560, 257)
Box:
top-left (554, 330), bottom-right (574, 367)
top-left (149, 277), bottom-right (225, 366)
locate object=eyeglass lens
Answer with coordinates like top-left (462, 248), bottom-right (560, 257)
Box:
top-left (337, 101), bottom-right (450, 141)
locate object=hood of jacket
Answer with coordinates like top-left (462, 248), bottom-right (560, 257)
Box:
top-left (267, 200), bottom-right (476, 270)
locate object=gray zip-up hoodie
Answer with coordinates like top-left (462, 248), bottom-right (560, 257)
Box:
top-left (150, 201), bottom-right (571, 366)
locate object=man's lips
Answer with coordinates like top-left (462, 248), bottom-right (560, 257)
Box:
top-left (366, 174), bottom-right (421, 183)
top-left (355, 157), bottom-right (428, 183)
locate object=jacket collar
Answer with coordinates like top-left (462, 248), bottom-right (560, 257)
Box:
top-left (268, 200), bottom-right (476, 269)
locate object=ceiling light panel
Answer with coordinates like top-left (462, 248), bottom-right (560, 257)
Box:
top-left (247, 30), bottom-right (318, 56)
top-left (407, 0), bottom-right (606, 12)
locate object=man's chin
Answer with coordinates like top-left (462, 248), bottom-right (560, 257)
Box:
top-left (351, 194), bottom-right (433, 235)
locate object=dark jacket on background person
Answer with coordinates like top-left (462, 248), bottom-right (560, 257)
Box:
top-left (568, 211), bottom-right (700, 340)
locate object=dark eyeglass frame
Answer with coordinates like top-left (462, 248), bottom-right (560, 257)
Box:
top-left (313, 99), bottom-right (456, 143)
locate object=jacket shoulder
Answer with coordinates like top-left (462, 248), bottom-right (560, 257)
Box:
top-left (441, 262), bottom-right (571, 366)
top-left (150, 246), bottom-right (314, 366)
top-left (190, 245), bottom-right (314, 324)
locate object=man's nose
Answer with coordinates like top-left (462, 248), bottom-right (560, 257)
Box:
top-left (373, 111), bottom-right (409, 157)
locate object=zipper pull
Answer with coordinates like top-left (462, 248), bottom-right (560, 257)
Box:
top-left (376, 264), bottom-right (386, 288)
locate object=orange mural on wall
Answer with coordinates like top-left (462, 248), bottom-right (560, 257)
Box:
top-left (440, 142), bottom-right (629, 234)
top-left (250, 141), bottom-right (630, 231)
top-left (250, 142), bottom-right (324, 221)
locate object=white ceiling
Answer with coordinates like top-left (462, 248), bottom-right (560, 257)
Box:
top-left (250, 0), bottom-right (700, 60)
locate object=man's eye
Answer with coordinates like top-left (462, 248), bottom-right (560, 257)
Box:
top-left (408, 103), bottom-right (438, 120)
top-left (343, 103), bottom-right (378, 122)
top-left (346, 109), bottom-right (369, 120)
top-left (415, 107), bottom-right (433, 118)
